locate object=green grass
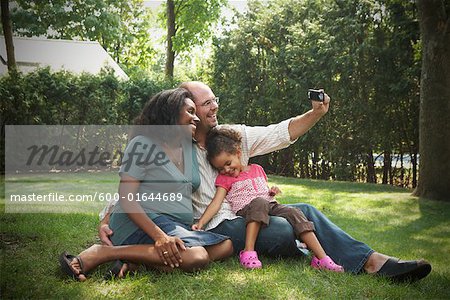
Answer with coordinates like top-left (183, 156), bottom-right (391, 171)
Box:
top-left (1, 173), bottom-right (450, 299)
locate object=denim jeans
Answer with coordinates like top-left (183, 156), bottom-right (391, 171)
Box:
top-left (209, 203), bottom-right (374, 273)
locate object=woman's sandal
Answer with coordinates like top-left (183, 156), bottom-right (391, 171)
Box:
top-left (239, 250), bottom-right (262, 269)
top-left (104, 260), bottom-right (138, 280)
top-left (311, 255), bottom-right (344, 272)
top-left (59, 251), bottom-right (87, 281)
top-left (104, 260), bottom-right (125, 280)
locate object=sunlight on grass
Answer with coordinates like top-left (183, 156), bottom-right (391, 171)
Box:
top-left (226, 269), bottom-right (249, 285)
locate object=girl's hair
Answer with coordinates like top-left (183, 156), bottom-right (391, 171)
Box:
top-left (206, 127), bottom-right (242, 162)
top-left (130, 88), bottom-right (193, 140)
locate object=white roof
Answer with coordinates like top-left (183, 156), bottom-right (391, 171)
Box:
top-left (0, 36), bottom-right (128, 80)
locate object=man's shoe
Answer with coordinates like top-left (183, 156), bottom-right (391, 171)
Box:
top-left (376, 258), bottom-right (431, 283)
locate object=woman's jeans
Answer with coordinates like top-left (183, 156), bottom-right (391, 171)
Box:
top-left (209, 203), bottom-right (374, 273)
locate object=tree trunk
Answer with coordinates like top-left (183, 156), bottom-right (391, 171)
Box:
top-left (311, 150), bottom-right (318, 179)
top-left (382, 151), bottom-right (391, 184)
top-left (400, 150), bottom-right (405, 187)
top-left (299, 158), bottom-right (305, 178)
top-left (165, 0), bottom-right (176, 79)
top-left (1, 0), bottom-right (16, 71)
top-left (299, 153), bottom-right (309, 178)
top-left (278, 148), bottom-right (295, 177)
top-left (321, 159), bottom-right (330, 180)
top-left (366, 148), bottom-right (376, 183)
top-left (412, 151), bottom-right (418, 188)
top-left (413, 0), bottom-right (450, 201)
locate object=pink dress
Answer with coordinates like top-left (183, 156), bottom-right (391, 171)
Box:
top-left (215, 164), bottom-right (274, 213)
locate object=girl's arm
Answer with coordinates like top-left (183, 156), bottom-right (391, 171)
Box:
top-left (119, 174), bottom-right (185, 268)
top-left (192, 187), bottom-right (227, 230)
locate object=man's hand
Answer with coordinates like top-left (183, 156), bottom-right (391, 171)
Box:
top-left (288, 90), bottom-right (331, 141)
top-left (98, 223), bottom-right (114, 246)
top-left (311, 90), bottom-right (330, 117)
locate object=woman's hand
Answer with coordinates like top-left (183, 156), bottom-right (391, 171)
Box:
top-left (154, 234), bottom-right (186, 268)
top-left (98, 206), bottom-right (113, 246)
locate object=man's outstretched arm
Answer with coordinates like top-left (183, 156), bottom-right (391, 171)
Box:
top-left (288, 92), bottom-right (330, 141)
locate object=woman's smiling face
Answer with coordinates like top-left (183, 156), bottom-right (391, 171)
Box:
top-left (178, 98), bottom-right (200, 136)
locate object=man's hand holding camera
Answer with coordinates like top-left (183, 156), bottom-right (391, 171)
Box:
top-left (308, 88), bottom-right (330, 117)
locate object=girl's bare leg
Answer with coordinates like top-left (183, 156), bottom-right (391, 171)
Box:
top-left (299, 231), bottom-right (326, 259)
top-left (244, 221), bottom-right (261, 251)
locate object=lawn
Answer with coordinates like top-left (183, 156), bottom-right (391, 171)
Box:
top-left (1, 172), bottom-right (449, 299)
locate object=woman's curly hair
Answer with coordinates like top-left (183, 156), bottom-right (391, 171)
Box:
top-left (130, 88), bottom-right (193, 140)
top-left (134, 88), bottom-right (193, 126)
top-left (206, 127), bottom-right (242, 162)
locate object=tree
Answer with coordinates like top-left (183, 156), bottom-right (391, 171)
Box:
top-left (1, 0), bottom-right (16, 71)
top-left (161, 0), bottom-right (227, 79)
top-left (210, 0), bottom-right (422, 185)
top-left (165, 0), bottom-right (176, 79)
top-left (413, 0), bottom-right (450, 201)
top-left (10, 0), bottom-right (155, 71)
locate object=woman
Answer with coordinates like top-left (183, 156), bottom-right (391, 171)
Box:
top-left (60, 88), bottom-right (233, 281)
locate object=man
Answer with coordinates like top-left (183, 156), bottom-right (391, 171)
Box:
top-left (100, 81), bottom-right (431, 282)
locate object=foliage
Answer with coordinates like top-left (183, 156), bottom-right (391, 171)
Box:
top-left (0, 68), bottom-right (175, 125)
top-left (2, 68), bottom-right (120, 125)
top-left (0, 68), bottom-right (175, 173)
top-left (7, 0), bottom-right (227, 81)
top-left (159, 0), bottom-right (227, 53)
top-left (158, 0), bottom-right (227, 77)
top-left (209, 0), bottom-right (420, 187)
top-left (1, 0), bottom-right (427, 188)
top-left (10, 0), bottom-right (156, 71)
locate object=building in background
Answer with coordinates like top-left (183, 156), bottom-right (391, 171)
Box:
top-left (0, 36), bottom-right (128, 80)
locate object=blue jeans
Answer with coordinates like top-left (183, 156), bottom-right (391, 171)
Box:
top-left (209, 203), bottom-right (374, 273)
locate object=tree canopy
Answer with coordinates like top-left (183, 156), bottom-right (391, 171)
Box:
top-left (210, 0), bottom-right (421, 186)
top-left (3, 0), bottom-right (448, 197)
top-left (10, 0), bottom-right (155, 72)
top-left (160, 0), bottom-right (227, 78)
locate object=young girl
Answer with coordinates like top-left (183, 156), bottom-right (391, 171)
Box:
top-left (192, 127), bottom-right (343, 272)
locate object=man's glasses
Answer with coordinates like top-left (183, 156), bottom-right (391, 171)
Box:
top-left (199, 97), bottom-right (219, 108)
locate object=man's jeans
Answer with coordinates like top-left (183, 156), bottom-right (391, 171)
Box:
top-left (210, 203), bottom-right (374, 273)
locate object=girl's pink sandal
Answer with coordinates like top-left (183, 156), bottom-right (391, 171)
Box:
top-left (239, 250), bottom-right (262, 269)
top-left (311, 256), bottom-right (344, 272)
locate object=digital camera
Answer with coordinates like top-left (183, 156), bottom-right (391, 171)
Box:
top-left (308, 89), bottom-right (324, 101)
